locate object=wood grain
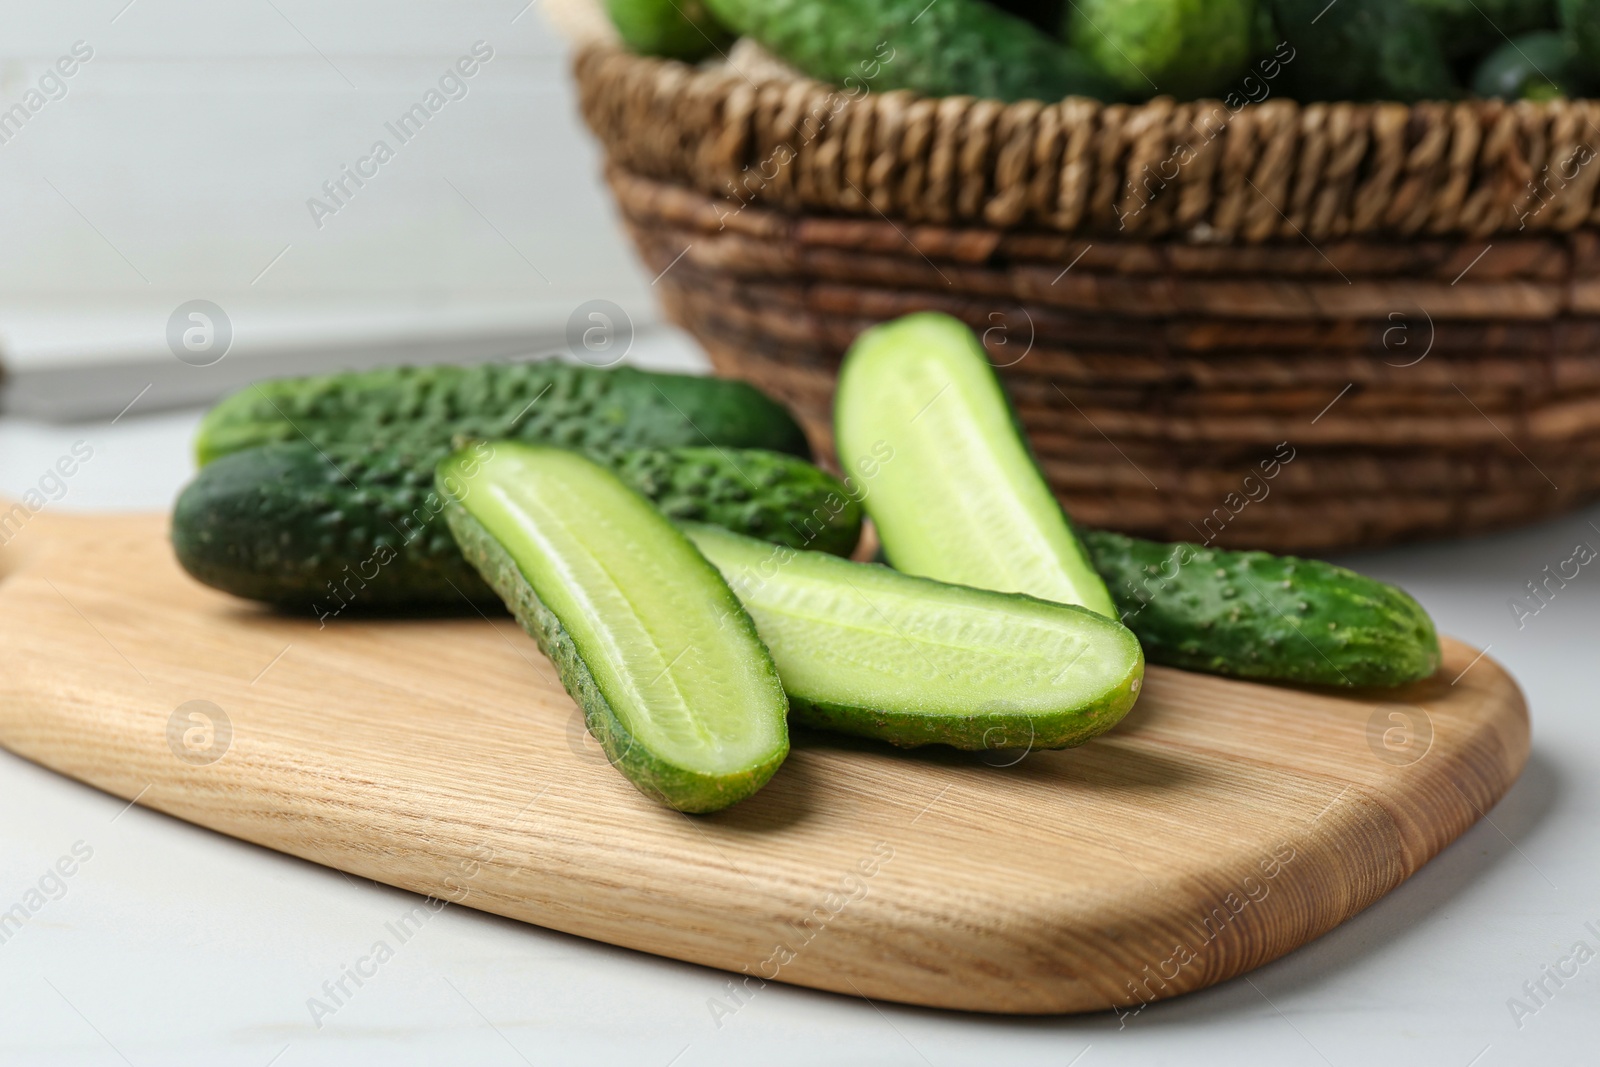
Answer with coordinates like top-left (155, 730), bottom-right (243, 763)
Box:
top-left (0, 508), bottom-right (1529, 1014)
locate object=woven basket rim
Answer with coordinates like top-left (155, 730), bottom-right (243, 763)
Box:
top-left (575, 44), bottom-right (1600, 243)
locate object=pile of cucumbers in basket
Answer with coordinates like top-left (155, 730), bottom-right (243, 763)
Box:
top-left (173, 313), bottom-right (1440, 812)
top-left (606, 0), bottom-right (1600, 104)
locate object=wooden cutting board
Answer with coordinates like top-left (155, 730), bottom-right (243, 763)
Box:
top-left (0, 507), bottom-right (1529, 1014)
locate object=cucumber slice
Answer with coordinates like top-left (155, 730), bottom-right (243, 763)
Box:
top-left (438, 443), bottom-right (790, 812)
top-left (834, 312), bottom-right (1117, 619)
top-left (684, 524), bottom-right (1144, 751)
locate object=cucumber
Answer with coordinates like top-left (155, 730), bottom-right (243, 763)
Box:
top-left (1471, 32), bottom-right (1581, 101)
top-left (834, 312), bottom-right (1117, 619)
top-left (611, 447), bottom-right (861, 557)
top-left (171, 441), bottom-right (861, 613)
top-left (1065, 0), bottom-right (1256, 101)
top-left (1559, 0), bottom-right (1600, 84)
top-left (834, 311), bottom-right (1438, 689)
top-left (604, 0), bottom-right (733, 60)
top-left (438, 444), bottom-right (790, 812)
top-left (1412, 0), bottom-right (1558, 61)
top-left (195, 361), bottom-right (811, 467)
top-left (684, 524), bottom-right (1144, 750)
top-left (701, 0), bottom-right (1120, 102)
top-left (984, 0), bottom-right (1064, 35)
top-left (1267, 0), bottom-right (1460, 102)
top-left (1082, 530), bottom-right (1442, 687)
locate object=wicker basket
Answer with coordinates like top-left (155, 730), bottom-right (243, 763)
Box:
top-left (574, 44), bottom-right (1600, 552)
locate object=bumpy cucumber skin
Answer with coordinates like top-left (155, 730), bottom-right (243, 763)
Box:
top-left (1472, 32), bottom-right (1581, 100)
top-left (1413, 0), bottom-right (1558, 60)
top-left (985, 0), bottom-right (1064, 34)
top-left (611, 448), bottom-right (862, 558)
top-left (702, 0), bottom-right (1121, 102)
top-left (1082, 530), bottom-right (1442, 687)
top-left (172, 441), bottom-right (484, 611)
top-left (605, 0), bottom-right (732, 61)
top-left (444, 495), bottom-right (787, 814)
top-left (684, 524), bottom-right (1145, 751)
top-left (171, 442), bottom-right (862, 612)
top-left (1066, 0), bottom-right (1256, 100)
top-left (195, 362), bottom-right (811, 467)
top-left (1560, 0), bottom-right (1600, 82)
top-left (1269, 0), bottom-right (1460, 102)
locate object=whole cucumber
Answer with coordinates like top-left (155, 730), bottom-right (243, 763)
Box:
top-left (1268, 0), bottom-right (1460, 102)
top-left (1412, 0), bottom-right (1559, 60)
top-left (1560, 0), bottom-right (1600, 81)
top-left (701, 0), bottom-right (1120, 102)
top-left (195, 361), bottom-right (811, 467)
top-left (172, 441), bottom-right (862, 615)
top-left (984, 0), bottom-right (1064, 35)
top-left (1065, 0), bottom-right (1257, 101)
top-left (604, 0), bottom-right (733, 61)
top-left (1472, 32), bottom-right (1582, 100)
top-left (1082, 530), bottom-right (1441, 687)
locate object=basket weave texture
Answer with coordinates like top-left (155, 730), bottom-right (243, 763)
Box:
top-left (576, 45), bottom-right (1600, 551)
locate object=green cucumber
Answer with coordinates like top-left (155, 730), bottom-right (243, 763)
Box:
top-left (1065, 0), bottom-right (1256, 101)
top-left (171, 441), bottom-right (861, 614)
top-left (985, 0), bottom-right (1065, 35)
top-left (701, 0), bottom-right (1120, 102)
top-left (1561, 0), bottom-right (1600, 75)
top-left (834, 311), bottom-right (1439, 689)
top-left (1267, 0), bottom-right (1460, 103)
top-left (611, 447), bottom-right (861, 557)
top-left (195, 361), bottom-right (811, 467)
top-left (604, 0), bottom-right (733, 61)
top-left (1082, 530), bottom-right (1442, 687)
top-left (1413, 0), bottom-right (1558, 61)
top-left (1472, 32), bottom-right (1582, 101)
top-left (438, 444), bottom-right (790, 812)
top-left (834, 311), bottom-right (1117, 619)
top-left (684, 524), bottom-right (1144, 750)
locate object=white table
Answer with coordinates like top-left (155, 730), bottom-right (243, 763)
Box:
top-left (1, 341), bottom-right (1596, 1066)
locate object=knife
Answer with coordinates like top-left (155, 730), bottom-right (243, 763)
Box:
top-left (0, 328), bottom-right (582, 423)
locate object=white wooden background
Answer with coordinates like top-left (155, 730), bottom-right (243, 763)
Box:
top-left (0, 0), bottom-right (655, 369)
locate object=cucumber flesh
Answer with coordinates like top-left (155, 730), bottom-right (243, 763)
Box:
top-left (438, 443), bottom-right (789, 812)
top-left (684, 523), bottom-right (1144, 751)
top-left (834, 312), bottom-right (1117, 619)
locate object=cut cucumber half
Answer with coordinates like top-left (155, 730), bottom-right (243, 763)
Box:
top-left (684, 523), bottom-right (1144, 751)
top-left (834, 312), bottom-right (1117, 619)
top-left (437, 443), bottom-right (790, 812)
